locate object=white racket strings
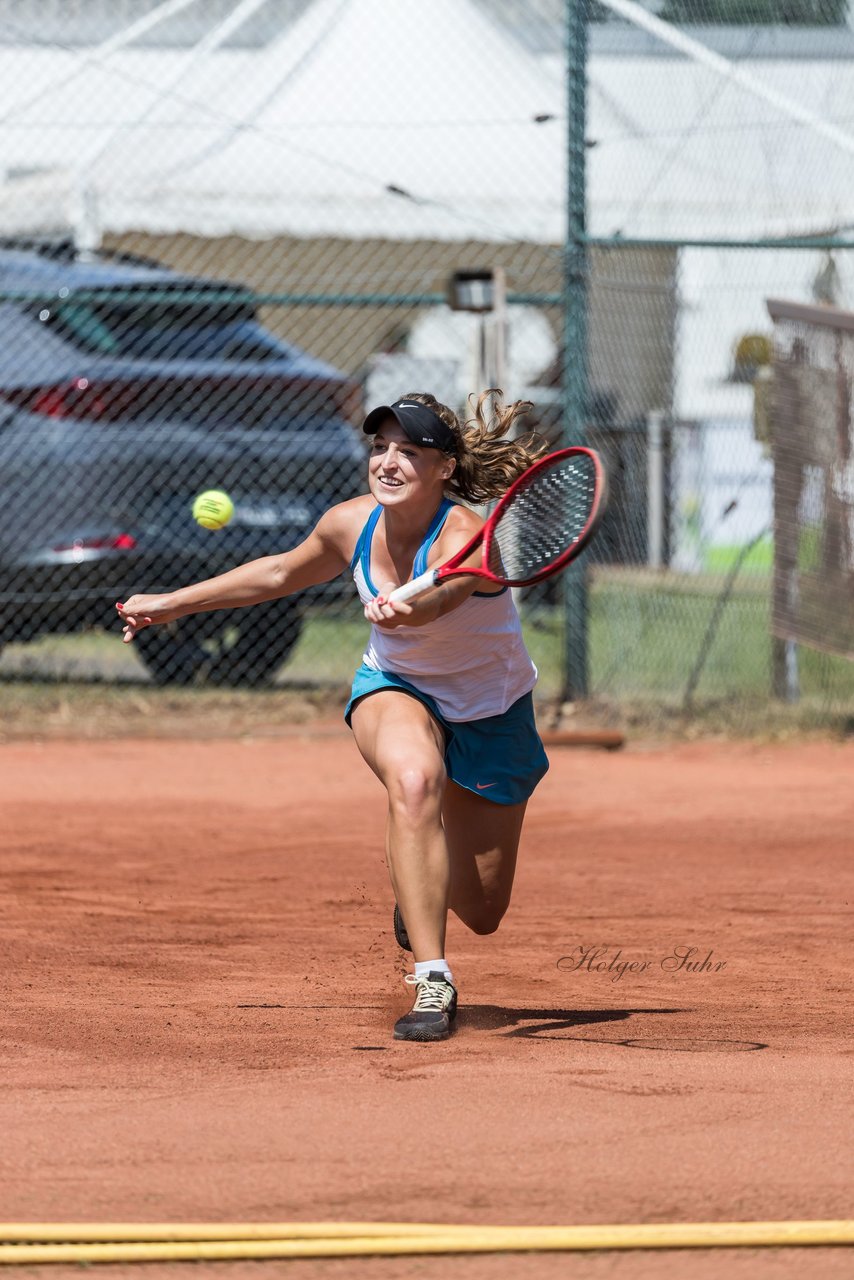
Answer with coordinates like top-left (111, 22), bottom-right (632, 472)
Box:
top-left (489, 455), bottom-right (598, 583)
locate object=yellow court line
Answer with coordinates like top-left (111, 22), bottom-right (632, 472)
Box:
top-left (0, 1223), bottom-right (451, 1243)
top-left (0, 1222), bottom-right (852, 1263)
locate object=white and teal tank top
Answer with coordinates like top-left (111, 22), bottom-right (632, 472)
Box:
top-left (349, 498), bottom-right (537, 722)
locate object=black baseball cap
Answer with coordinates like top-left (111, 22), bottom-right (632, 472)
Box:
top-left (363, 399), bottom-right (457, 454)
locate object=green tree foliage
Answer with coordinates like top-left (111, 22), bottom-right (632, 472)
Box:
top-left (658, 0), bottom-right (848, 23)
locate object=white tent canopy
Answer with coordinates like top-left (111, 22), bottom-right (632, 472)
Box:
top-left (2, 0), bottom-right (854, 244)
top-left (586, 54), bottom-right (854, 241)
top-left (0, 0), bottom-right (564, 243)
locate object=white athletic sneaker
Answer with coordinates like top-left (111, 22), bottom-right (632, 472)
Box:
top-left (393, 971), bottom-right (458, 1042)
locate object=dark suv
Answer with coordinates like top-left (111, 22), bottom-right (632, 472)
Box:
top-left (0, 240), bottom-right (365, 685)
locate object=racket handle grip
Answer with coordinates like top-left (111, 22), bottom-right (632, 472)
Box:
top-left (388, 569), bottom-right (439, 603)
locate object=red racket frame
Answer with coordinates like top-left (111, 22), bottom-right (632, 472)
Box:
top-left (388, 446), bottom-right (607, 602)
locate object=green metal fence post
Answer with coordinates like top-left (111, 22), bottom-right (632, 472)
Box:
top-left (562, 0), bottom-right (590, 701)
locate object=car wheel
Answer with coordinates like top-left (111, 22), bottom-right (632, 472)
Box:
top-left (135, 600), bottom-right (303, 688)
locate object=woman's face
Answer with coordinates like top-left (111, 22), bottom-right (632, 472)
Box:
top-left (368, 419), bottom-right (454, 508)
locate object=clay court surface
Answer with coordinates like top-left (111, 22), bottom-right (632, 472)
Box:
top-left (1, 728), bottom-right (853, 1279)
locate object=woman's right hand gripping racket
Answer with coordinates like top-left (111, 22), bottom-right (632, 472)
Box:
top-left (389, 447), bottom-right (608, 603)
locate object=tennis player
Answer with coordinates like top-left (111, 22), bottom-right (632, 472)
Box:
top-left (117, 392), bottom-right (550, 1043)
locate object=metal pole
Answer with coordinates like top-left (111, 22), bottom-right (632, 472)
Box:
top-left (491, 267), bottom-right (508, 399)
top-left (647, 410), bottom-right (665, 568)
top-left (562, 0), bottom-right (590, 700)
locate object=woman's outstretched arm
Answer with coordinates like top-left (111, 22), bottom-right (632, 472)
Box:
top-left (116, 500), bottom-right (360, 642)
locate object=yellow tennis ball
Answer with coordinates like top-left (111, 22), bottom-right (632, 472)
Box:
top-left (192, 489), bottom-right (234, 530)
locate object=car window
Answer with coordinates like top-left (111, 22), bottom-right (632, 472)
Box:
top-left (33, 298), bottom-right (295, 363)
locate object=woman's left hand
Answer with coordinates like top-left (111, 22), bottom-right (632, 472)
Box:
top-left (364, 582), bottom-right (414, 628)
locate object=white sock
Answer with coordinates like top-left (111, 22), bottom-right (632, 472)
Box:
top-left (414, 959), bottom-right (454, 983)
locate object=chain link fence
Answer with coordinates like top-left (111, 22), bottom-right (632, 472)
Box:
top-left (1, 0), bottom-right (853, 730)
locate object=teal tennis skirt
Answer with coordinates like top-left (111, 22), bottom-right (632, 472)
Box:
top-left (345, 663), bottom-right (549, 806)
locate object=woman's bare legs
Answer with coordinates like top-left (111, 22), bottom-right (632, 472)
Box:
top-left (444, 782), bottom-right (527, 935)
top-left (350, 691), bottom-right (450, 962)
top-left (352, 694), bottom-right (529, 957)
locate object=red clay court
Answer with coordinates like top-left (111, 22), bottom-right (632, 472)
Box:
top-left (1, 729), bottom-right (852, 1279)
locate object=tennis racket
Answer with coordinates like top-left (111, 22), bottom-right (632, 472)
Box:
top-left (389, 446), bottom-right (607, 603)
